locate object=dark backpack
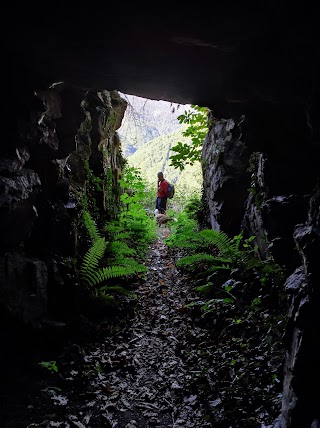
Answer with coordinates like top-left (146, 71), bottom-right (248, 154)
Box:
top-left (166, 182), bottom-right (175, 199)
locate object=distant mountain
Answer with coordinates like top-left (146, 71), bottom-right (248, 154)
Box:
top-left (118, 93), bottom-right (190, 157)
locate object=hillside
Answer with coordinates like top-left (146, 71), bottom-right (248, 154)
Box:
top-left (118, 93), bottom-right (190, 156)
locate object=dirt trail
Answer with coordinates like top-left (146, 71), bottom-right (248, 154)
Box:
top-left (27, 228), bottom-right (214, 428)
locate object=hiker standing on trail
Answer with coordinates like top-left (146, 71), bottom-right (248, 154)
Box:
top-left (155, 171), bottom-right (169, 214)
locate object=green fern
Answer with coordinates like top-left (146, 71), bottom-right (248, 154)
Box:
top-left (109, 257), bottom-right (147, 272)
top-left (105, 229), bottom-right (131, 241)
top-left (98, 285), bottom-right (137, 299)
top-left (109, 241), bottom-right (136, 257)
top-left (166, 231), bottom-right (206, 250)
top-left (85, 264), bottom-right (147, 286)
top-left (114, 231), bottom-right (131, 240)
top-left (104, 223), bottom-right (122, 234)
top-left (166, 228), bottom-right (234, 255)
top-left (94, 291), bottom-right (116, 304)
top-left (83, 210), bottom-right (101, 242)
top-left (174, 228), bottom-right (253, 267)
top-left (196, 283), bottom-right (214, 294)
top-left (80, 195), bottom-right (151, 298)
top-left (198, 229), bottom-right (235, 254)
top-left (201, 264), bottom-right (231, 274)
top-left (81, 238), bottom-right (106, 285)
top-left (176, 253), bottom-right (231, 268)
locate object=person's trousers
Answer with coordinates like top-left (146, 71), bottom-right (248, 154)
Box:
top-left (155, 197), bottom-right (167, 214)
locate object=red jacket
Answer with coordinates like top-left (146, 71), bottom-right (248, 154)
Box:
top-left (157, 179), bottom-right (169, 198)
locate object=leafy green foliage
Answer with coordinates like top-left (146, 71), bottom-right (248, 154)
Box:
top-left (198, 229), bottom-right (233, 252)
top-left (84, 264), bottom-right (146, 287)
top-left (82, 210), bottom-right (101, 243)
top-left (82, 161), bottom-right (106, 220)
top-left (79, 166), bottom-right (158, 301)
top-left (38, 361), bottom-right (58, 373)
top-left (183, 194), bottom-right (206, 223)
top-left (80, 234), bottom-right (145, 289)
top-left (80, 207), bottom-right (148, 302)
top-left (111, 165), bottom-right (157, 255)
top-left (108, 241), bottom-right (135, 258)
top-left (80, 237), bottom-right (106, 285)
top-left (166, 207), bottom-right (285, 315)
top-left (164, 211), bottom-right (200, 249)
top-left (119, 165), bottom-right (145, 199)
top-left (176, 253), bottom-right (231, 269)
top-left (168, 223), bottom-right (260, 277)
top-left (98, 285), bottom-right (137, 299)
top-left (169, 105), bottom-right (210, 171)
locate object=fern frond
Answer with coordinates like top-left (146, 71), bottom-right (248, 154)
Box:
top-left (95, 292), bottom-right (116, 304)
top-left (104, 223), bottom-right (121, 233)
top-left (196, 283), bottom-right (214, 294)
top-left (238, 252), bottom-right (254, 266)
top-left (86, 264), bottom-right (147, 286)
top-left (168, 231), bottom-right (209, 250)
top-left (118, 231), bottom-right (132, 240)
top-left (110, 257), bottom-right (146, 270)
top-left (81, 238), bottom-right (106, 284)
top-left (198, 229), bottom-right (235, 254)
top-left (204, 264), bottom-right (231, 273)
top-left (177, 253), bottom-right (226, 268)
top-left (112, 231), bottom-right (132, 241)
top-left (83, 210), bottom-right (101, 242)
top-left (104, 224), bottom-right (132, 239)
top-left (109, 241), bottom-right (135, 257)
top-left (99, 285), bottom-right (137, 299)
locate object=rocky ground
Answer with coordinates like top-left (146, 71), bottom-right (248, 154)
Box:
top-left (1, 226), bottom-right (285, 428)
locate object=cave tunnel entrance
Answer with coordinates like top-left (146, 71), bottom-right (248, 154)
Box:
top-left (117, 92), bottom-right (205, 215)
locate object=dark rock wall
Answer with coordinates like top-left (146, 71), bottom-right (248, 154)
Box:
top-left (281, 187), bottom-right (320, 428)
top-left (0, 84), bottom-right (127, 327)
top-left (202, 114), bottom-right (250, 237)
top-left (201, 102), bottom-right (320, 427)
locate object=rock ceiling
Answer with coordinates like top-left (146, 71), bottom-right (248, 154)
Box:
top-left (4, 2), bottom-right (320, 115)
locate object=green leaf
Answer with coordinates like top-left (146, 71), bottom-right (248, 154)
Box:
top-left (38, 361), bottom-right (58, 373)
top-left (169, 105), bottom-right (209, 171)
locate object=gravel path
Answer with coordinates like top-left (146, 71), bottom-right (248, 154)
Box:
top-left (27, 229), bottom-right (214, 428)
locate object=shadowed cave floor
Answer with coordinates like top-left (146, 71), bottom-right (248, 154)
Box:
top-left (2, 226), bottom-right (284, 428)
